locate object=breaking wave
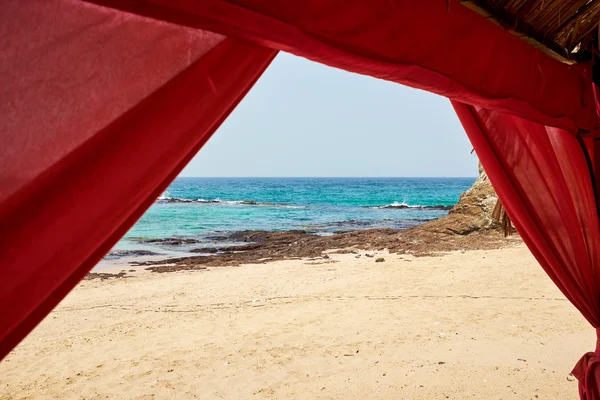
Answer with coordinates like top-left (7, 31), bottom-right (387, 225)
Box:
top-left (156, 197), bottom-right (305, 209)
top-left (157, 190), bottom-right (171, 200)
top-left (369, 201), bottom-right (452, 210)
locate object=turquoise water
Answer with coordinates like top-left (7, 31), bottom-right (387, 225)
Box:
top-left (116, 177), bottom-right (474, 250)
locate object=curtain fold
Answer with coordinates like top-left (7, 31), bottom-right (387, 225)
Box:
top-left (0, 38), bottom-right (277, 360)
top-left (86, 0), bottom-right (598, 132)
top-left (0, 0), bottom-right (226, 203)
top-left (452, 101), bottom-right (600, 399)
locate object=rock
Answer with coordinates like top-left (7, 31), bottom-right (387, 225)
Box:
top-left (415, 161), bottom-right (508, 235)
top-left (137, 221), bottom-right (514, 273)
top-left (204, 235), bottom-right (229, 241)
top-left (375, 257), bottom-right (385, 262)
top-left (429, 205), bottom-right (453, 210)
top-left (157, 197), bottom-right (195, 203)
top-left (189, 247), bottom-right (219, 254)
top-left (133, 237), bottom-right (199, 246)
top-left (106, 249), bottom-right (162, 258)
top-left (84, 272), bottom-right (126, 280)
top-left (226, 230), bottom-right (308, 243)
top-left (449, 162), bottom-right (498, 221)
top-left (330, 249), bottom-right (359, 254)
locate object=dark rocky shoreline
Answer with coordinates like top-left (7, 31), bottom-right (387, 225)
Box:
top-left (92, 219), bottom-right (516, 280)
top-left (126, 215), bottom-right (518, 273)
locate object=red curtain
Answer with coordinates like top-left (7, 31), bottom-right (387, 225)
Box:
top-left (86, 0), bottom-right (598, 132)
top-left (0, 0), bottom-right (227, 203)
top-left (0, 0), bottom-right (276, 359)
top-left (452, 101), bottom-right (600, 399)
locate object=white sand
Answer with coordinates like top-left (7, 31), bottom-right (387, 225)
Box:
top-left (0, 244), bottom-right (593, 399)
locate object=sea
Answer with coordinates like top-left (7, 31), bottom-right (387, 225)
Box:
top-left (112, 177), bottom-right (474, 253)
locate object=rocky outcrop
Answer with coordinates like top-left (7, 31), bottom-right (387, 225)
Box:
top-left (133, 237), bottom-right (199, 246)
top-left (415, 162), bottom-right (505, 235)
top-left (107, 250), bottom-right (162, 257)
top-left (84, 272), bottom-right (127, 280)
top-left (133, 224), bottom-right (516, 273)
top-left (449, 163), bottom-right (499, 224)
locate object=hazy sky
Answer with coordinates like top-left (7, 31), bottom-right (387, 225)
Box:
top-left (180, 53), bottom-right (478, 177)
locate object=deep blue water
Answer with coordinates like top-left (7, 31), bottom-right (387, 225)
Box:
top-left (114, 177), bottom-right (474, 251)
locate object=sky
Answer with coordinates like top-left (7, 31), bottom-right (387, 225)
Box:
top-left (180, 53), bottom-right (478, 178)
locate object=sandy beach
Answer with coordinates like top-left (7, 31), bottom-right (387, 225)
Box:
top-left (0, 243), bottom-right (593, 399)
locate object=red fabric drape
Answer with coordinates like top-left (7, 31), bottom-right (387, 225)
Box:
top-left (0, 0), bottom-right (226, 203)
top-left (452, 101), bottom-right (600, 399)
top-left (86, 0), bottom-right (598, 132)
top-left (0, 35), bottom-right (276, 359)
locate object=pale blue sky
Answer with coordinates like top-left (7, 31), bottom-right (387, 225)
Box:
top-left (180, 53), bottom-right (478, 177)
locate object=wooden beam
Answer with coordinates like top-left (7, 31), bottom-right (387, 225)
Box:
top-left (553, 0), bottom-right (600, 51)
